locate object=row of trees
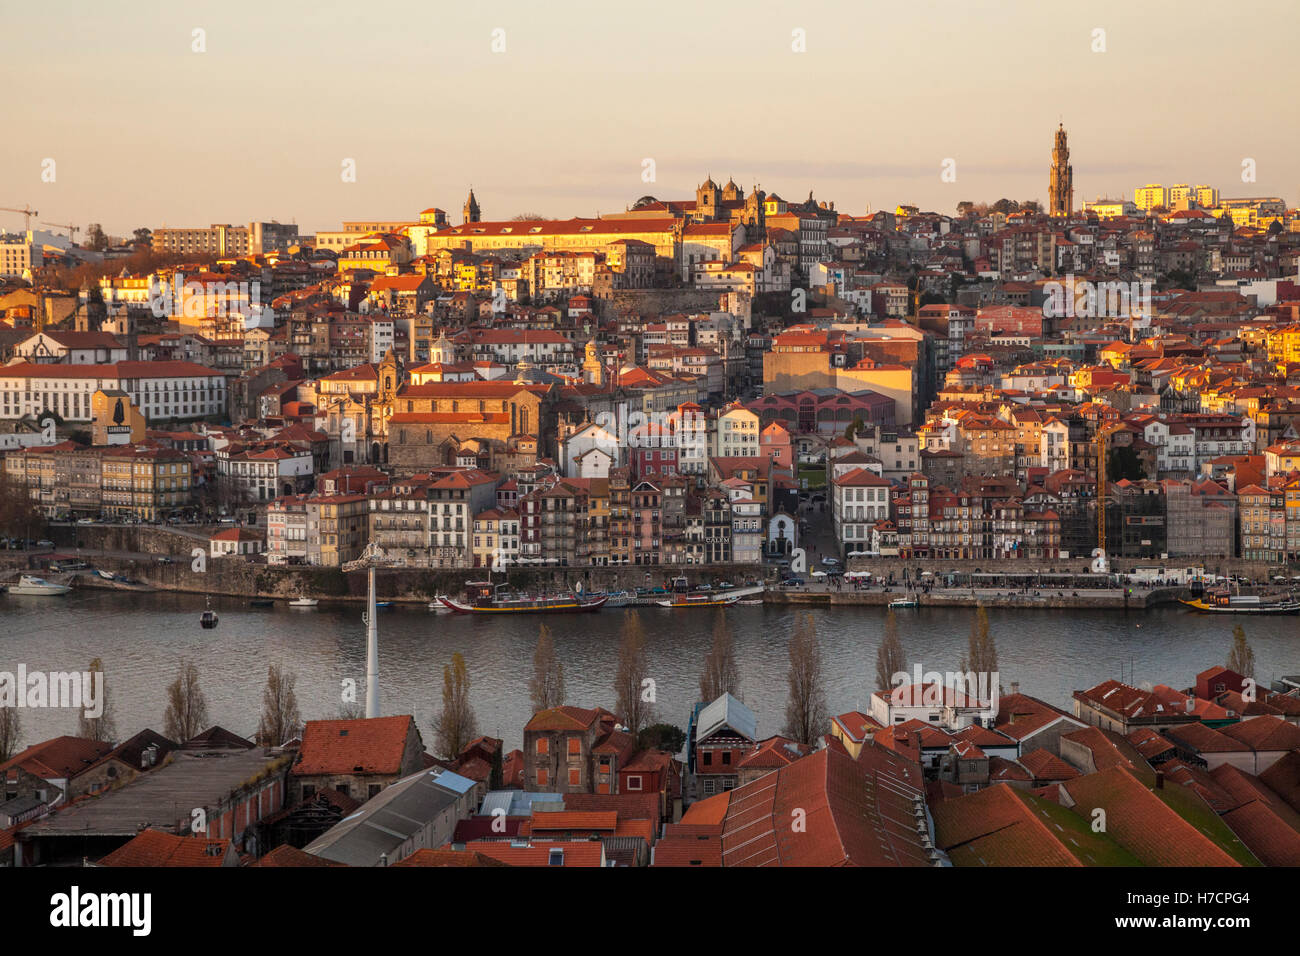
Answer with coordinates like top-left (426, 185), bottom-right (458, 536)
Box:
top-left (0, 615), bottom-right (1259, 764)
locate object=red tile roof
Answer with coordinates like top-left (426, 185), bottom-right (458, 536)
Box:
top-left (1060, 766), bottom-right (1241, 866)
top-left (292, 716), bottom-right (415, 777)
top-left (392, 848), bottom-right (510, 867)
top-left (1219, 715), bottom-right (1300, 752)
top-left (718, 746), bottom-right (932, 867)
top-left (98, 829), bottom-right (234, 867)
top-left (253, 844), bottom-right (348, 867)
top-left (0, 736), bottom-right (114, 781)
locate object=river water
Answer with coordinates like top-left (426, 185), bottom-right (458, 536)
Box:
top-left (1, 591), bottom-right (1296, 752)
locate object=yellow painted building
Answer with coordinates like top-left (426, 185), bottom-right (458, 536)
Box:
top-left (100, 446), bottom-right (193, 520)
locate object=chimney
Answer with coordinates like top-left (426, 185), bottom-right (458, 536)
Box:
top-left (1010, 681), bottom-right (1020, 695)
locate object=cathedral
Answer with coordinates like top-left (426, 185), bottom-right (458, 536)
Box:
top-left (1048, 124), bottom-right (1073, 217)
top-left (693, 176), bottom-right (766, 232)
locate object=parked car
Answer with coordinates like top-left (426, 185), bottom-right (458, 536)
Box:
top-left (36, 539), bottom-right (54, 548)
top-left (155, 556), bottom-right (174, 564)
top-left (821, 556), bottom-right (840, 566)
top-left (76, 517), bottom-right (95, 525)
top-left (780, 577), bottom-right (806, 588)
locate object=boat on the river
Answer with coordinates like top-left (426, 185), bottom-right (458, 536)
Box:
top-left (888, 597), bottom-right (919, 609)
top-left (6, 574), bottom-right (71, 596)
top-left (1181, 589), bottom-right (1299, 615)
top-left (656, 591), bottom-right (742, 609)
top-left (439, 580), bottom-right (607, 614)
top-left (289, 596), bottom-right (319, 608)
top-left (249, 598), bottom-right (274, 608)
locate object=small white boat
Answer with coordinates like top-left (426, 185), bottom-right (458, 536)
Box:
top-left (888, 597), bottom-right (919, 609)
top-left (8, 574), bottom-right (72, 596)
top-left (96, 569), bottom-right (116, 581)
top-left (429, 598), bottom-right (454, 612)
top-left (289, 596), bottom-right (319, 607)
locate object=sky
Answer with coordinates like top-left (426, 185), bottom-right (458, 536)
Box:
top-left (2, 0), bottom-right (1297, 238)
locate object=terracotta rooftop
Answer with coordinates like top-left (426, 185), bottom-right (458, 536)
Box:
top-left (293, 716), bottom-right (415, 777)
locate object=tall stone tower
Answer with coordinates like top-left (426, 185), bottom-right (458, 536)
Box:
top-left (463, 188), bottom-right (481, 224)
top-left (1049, 124), bottom-right (1073, 217)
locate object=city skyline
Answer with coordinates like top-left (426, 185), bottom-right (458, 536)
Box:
top-left (3, 0), bottom-right (1297, 236)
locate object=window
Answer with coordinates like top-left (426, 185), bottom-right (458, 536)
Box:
top-left (536, 737), bottom-right (549, 754)
top-left (702, 752), bottom-right (712, 766)
top-left (721, 751), bottom-right (731, 765)
top-left (537, 768), bottom-right (548, 786)
top-left (569, 768), bottom-right (580, 787)
top-left (368, 784), bottom-right (381, 799)
top-left (567, 737), bottom-right (581, 756)
top-left (626, 775), bottom-right (642, 791)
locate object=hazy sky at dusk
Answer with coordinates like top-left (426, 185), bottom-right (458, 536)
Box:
top-left (3, 0), bottom-right (1296, 237)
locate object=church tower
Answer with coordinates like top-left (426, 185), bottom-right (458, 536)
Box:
top-left (582, 339), bottom-right (605, 386)
top-left (1049, 124), bottom-right (1073, 217)
top-left (696, 176), bottom-right (720, 222)
top-left (430, 331), bottom-right (455, 367)
top-left (463, 188), bottom-right (481, 224)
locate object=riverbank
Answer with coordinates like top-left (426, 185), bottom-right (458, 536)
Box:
top-left (1, 558), bottom-right (1192, 611)
top-left (766, 585), bottom-right (1189, 610)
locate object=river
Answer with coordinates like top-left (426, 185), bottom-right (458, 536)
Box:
top-left (1, 591), bottom-right (1296, 752)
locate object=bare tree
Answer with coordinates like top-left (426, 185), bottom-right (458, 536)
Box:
top-left (78, 657), bottom-right (117, 743)
top-left (433, 652), bottom-right (477, 758)
top-left (961, 604), bottom-right (998, 677)
top-left (875, 608), bottom-right (906, 693)
top-left (163, 660), bottom-right (208, 743)
top-left (613, 611), bottom-right (653, 737)
top-left (529, 623), bottom-right (566, 713)
top-left (0, 705), bottom-right (20, 762)
top-left (1227, 624), bottom-right (1256, 679)
top-left (257, 663), bottom-right (302, 747)
top-left (699, 609), bottom-right (740, 703)
top-left (783, 613), bottom-right (827, 745)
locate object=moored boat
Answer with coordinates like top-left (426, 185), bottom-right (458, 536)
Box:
top-left (6, 574), bottom-right (71, 596)
top-left (888, 597), bottom-right (919, 609)
top-left (439, 581), bottom-right (607, 614)
top-left (1181, 591), bottom-right (1299, 614)
top-left (656, 591), bottom-right (742, 609)
top-left (289, 596), bottom-right (319, 607)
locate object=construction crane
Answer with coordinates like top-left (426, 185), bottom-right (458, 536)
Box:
top-left (1, 205), bottom-right (39, 232)
top-left (41, 221), bottom-right (79, 241)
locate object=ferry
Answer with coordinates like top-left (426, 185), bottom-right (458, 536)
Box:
top-left (7, 574), bottom-right (72, 596)
top-left (439, 581), bottom-right (608, 615)
top-left (1181, 590), bottom-right (1299, 615)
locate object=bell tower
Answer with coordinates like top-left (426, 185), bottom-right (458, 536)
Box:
top-left (1049, 124), bottom-right (1074, 217)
